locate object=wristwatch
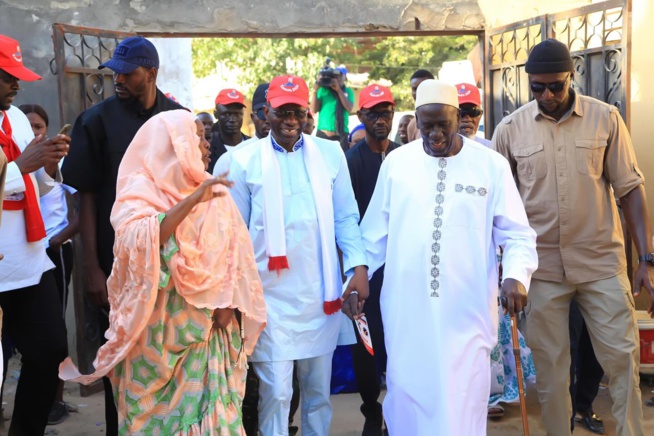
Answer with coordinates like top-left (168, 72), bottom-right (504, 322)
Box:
top-left (638, 253), bottom-right (654, 264)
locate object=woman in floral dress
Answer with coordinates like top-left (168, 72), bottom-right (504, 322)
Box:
top-left (60, 110), bottom-right (267, 435)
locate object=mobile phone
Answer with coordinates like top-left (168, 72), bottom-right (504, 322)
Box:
top-left (58, 124), bottom-right (72, 136)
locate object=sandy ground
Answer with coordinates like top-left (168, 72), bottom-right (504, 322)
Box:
top-left (1, 356), bottom-right (653, 435)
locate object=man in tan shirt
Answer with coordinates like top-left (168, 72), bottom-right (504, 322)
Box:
top-left (493, 39), bottom-right (652, 436)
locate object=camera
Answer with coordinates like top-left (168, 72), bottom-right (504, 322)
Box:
top-left (318, 57), bottom-right (340, 87)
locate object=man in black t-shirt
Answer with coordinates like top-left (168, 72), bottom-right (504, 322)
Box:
top-left (61, 36), bottom-right (183, 436)
top-left (209, 88), bottom-right (250, 173)
top-left (345, 84), bottom-right (399, 436)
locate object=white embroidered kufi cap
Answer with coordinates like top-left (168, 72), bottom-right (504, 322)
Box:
top-left (415, 79), bottom-right (459, 110)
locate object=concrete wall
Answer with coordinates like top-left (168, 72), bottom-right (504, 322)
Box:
top-left (478, 0), bottom-right (591, 27)
top-left (630, 0), bottom-right (654, 308)
top-left (151, 38), bottom-right (193, 110)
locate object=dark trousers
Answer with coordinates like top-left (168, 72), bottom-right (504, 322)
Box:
top-left (0, 270), bottom-right (68, 435)
top-left (352, 267), bottom-right (387, 416)
top-left (569, 300), bottom-right (604, 424)
top-left (46, 242), bottom-right (74, 317)
top-left (98, 308), bottom-right (119, 436)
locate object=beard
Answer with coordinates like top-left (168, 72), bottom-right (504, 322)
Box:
top-left (365, 125), bottom-right (389, 142)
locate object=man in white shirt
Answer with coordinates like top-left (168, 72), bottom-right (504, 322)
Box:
top-left (229, 75), bottom-right (369, 436)
top-left (0, 34), bottom-right (70, 436)
top-left (356, 80), bottom-right (538, 435)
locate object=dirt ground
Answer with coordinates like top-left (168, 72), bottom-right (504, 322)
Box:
top-left (1, 356), bottom-right (653, 435)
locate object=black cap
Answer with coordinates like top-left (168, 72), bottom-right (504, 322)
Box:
top-left (252, 83), bottom-right (269, 111)
top-left (525, 39), bottom-right (574, 74)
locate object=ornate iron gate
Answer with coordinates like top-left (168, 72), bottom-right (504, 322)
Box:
top-left (52, 24), bottom-right (135, 396)
top-left (484, 0), bottom-right (629, 136)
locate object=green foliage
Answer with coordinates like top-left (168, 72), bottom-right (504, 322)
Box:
top-left (359, 36), bottom-right (478, 109)
top-left (192, 35), bottom-right (478, 111)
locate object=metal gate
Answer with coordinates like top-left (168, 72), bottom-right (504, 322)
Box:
top-left (51, 24), bottom-right (135, 395)
top-left (484, 0), bottom-right (629, 136)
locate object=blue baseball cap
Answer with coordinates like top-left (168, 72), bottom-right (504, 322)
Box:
top-left (336, 66), bottom-right (347, 76)
top-left (99, 36), bottom-right (159, 74)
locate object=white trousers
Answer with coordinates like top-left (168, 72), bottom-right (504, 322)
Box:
top-left (253, 352), bottom-right (334, 436)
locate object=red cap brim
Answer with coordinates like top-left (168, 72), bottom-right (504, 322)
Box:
top-left (361, 99), bottom-right (395, 109)
top-left (215, 100), bottom-right (245, 107)
top-left (0, 65), bottom-right (41, 82)
top-left (268, 95), bottom-right (308, 108)
top-left (458, 96), bottom-right (481, 106)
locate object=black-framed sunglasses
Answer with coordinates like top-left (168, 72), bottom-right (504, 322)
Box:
top-left (255, 108), bottom-right (266, 121)
top-left (530, 75), bottom-right (570, 94)
top-left (460, 107), bottom-right (483, 118)
top-left (271, 108), bottom-right (308, 120)
top-left (360, 110), bottom-right (394, 122)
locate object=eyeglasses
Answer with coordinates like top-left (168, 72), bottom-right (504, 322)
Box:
top-left (530, 75), bottom-right (570, 94)
top-left (255, 108), bottom-right (266, 121)
top-left (271, 108), bottom-right (308, 120)
top-left (360, 111), bottom-right (394, 122)
top-left (460, 107), bottom-right (483, 118)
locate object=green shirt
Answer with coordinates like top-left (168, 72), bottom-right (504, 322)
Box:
top-left (316, 86), bottom-right (354, 133)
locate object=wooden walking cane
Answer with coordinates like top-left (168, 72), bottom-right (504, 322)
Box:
top-left (510, 313), bottom-right (530, 436)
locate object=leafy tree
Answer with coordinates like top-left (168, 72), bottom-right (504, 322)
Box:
top-left (359, 36), bottom-right (478, 109)
top-left (192, 35), bottom-right (478, 110)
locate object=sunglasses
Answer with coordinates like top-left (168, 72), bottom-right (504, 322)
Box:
top-left (255, 108), bottom-right (266, 121)
top-left (360, 110), bottom-right (394, 122)
top-left (271, 108), bottom-right (308, 120)
top-left (530, 75), bottom-right (570, 94)
top-left (460, 107), bottom-right (483, 118)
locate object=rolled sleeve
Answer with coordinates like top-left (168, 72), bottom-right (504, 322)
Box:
top-left (34, 166), bottom-right (61, 197)
top-left (604, 107), bottom-right (644, 198)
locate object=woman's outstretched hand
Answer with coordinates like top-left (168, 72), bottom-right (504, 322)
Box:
top-left (190, 172), bottom-right (234, 204)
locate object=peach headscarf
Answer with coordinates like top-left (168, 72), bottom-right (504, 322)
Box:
top-left (60, 110), bottom-right (266, 384)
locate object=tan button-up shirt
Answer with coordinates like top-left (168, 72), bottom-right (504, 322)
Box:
top-left (492, 91), bottom-right (643, 284)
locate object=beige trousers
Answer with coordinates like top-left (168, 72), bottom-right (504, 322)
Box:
top-left (526, 273), bottom-right (644, 436)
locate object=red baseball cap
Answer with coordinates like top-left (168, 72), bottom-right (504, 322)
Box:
top-left (359, 84), bottom-right (395, 109)
top-left (455, 83), bottom-right (481, 106)
top-left (215, 88), bottom-right (245, 107)
top-left (0, 35), bottom-right (41, 82)
top-left (267, 75), bottom-right (309, 108)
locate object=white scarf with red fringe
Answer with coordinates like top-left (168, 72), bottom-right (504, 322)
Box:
top-left (261, 134), bottom-right (342, 314)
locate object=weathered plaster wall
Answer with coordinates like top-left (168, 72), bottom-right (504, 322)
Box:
top-left (477, 0), bottom-right (591, 27)
top-left (0, 0), bottom-right (485, 135)
top-left (150, 37), bottom-right (193, 109)
top-left (630, 0), bottom-right (654, 309)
